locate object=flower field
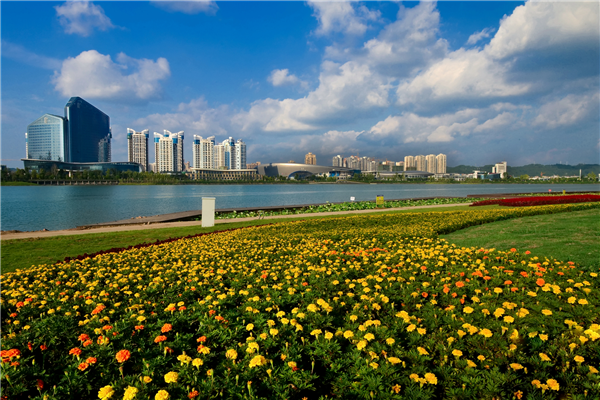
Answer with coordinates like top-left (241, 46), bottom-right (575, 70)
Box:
top-left (2, 203), bottom-right (599, 399)
top-left (471, 194), bottom-right (600, 207)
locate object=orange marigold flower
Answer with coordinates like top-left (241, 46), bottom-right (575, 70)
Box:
top-left (102, 325), bottom-right (113, 331)
top-left (37, 379), bottom-right (44, 389)
top-left (115, 349), bottom-right (131, 363)
top-left (443, 286), bottom-right (450, 294)
top-left (69, 348), bottom-right (82, 356)
top-left (525, 251), bottom-right (531, 255)
top-left (504, 280), bottom-right (512, 285)
top-left (510, 248), bottom-right (517, 252)
top-left (456, 281), bottom-right (465, 288)
top-left (196, 336), bottom-right (207, 343)
top-left (302, 282), bottom-right (308, 286)
top-left (208, 310), bottom-right (216, 316)
top-left (188, 391), bottom-right (199, 398)
top-left (520, 272), bottom-right (528, 278)
top-left (161, 324), bottom-right (173, 333)
top-left (78, 334), bottom-right (90, 342)
top-left (78, 362), bottom-right (89, 371)
top-left (135, 325), bottom-right (144, 330)
top-left (536, 279), bottom-right (545, 286)
top-left (40, 345), bottom-right (47, 351)
top-left (155, 335), bottom-right (167, 343)
top-left (422, 292), bottom-right (428, 298)
top-left (86, 357), bottom-right (97, 364)
top-left (83, 340), bottom-right (93, 347)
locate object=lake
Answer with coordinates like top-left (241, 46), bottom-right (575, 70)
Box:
top-left (1, 183), bottom-right (598, 232)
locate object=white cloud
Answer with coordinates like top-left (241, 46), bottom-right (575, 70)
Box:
top-left (467, 28), bottom-right (493, 45)
top-left (474, 112), bottom-right (516, 133)
top-left (309, 1), bottom-right (380, 36)
top-left (152, 1), bottom-right (218, 15)
top-left (55, 1), bottom-right (116, 37)
top-left (1, 41), bottom-right (62, 70)
top-left (268, 69), bottom-right (307, 89)
top-left (533, 93), bottom-right (599, 129)
top-left (52, 50), bottom-right (170, 101)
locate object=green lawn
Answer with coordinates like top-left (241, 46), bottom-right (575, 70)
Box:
top-left (1, 205), bottom-right (476, 274)
top-left (441, 207), bottom-right (600, 268)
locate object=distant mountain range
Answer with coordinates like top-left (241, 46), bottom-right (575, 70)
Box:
top-left (447, 164), bottom-right (600, 177)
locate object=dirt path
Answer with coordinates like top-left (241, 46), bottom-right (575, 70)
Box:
top-left (1, 203), bottom-right (471, 241)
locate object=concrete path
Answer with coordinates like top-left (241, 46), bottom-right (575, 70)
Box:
top-left (0, 203), bottom-right (471, 241)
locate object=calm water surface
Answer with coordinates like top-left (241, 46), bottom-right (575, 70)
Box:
top-left (1, 183), bottom-right (597, 231)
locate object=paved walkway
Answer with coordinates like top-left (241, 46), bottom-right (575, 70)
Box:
top-left (0, 203), bottom-right (471, 241)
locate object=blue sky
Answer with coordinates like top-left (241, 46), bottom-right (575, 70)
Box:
top-left (2, 1), bottom-right (599, 169)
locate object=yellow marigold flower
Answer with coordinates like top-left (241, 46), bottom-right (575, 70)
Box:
top-left (307, 304), bottom-right (318, 312)
top-left (409, 373), bottom-right (419, 382)
top-left (589, 366), bottom-right (598, 374)
top-left (463, 307), bottom-right (474, 314)
top-left (324, 331), bottom-right (333, 340)
top-left (417, 328), bottom-right (427, 335)
top-left (270, 329), bottom-right (279, 336)
top-left (509, 344), bottom-right (517, 351)
top-left (164, 372), bottom-right (178, 384)
top-left (417, 347), bottom-right (429, 356)
top-left (295, 324), bottom-right (303, 332)
top-left (504, 316), bottom-right (515, 323)
top-left (143, 376), bottom-right (152, 383)
top-left (479, 329), bottom-right (492, 338)
top-left (510, 363), bottom-right (523, 371)
top-left (494, 288), bottom-right (503, 294)
top-left (370, 362), bottom-right (379, 369)
top-left (178, 353), bottom-right (192, 365)
top-left (350, 315), bottom-right (358, 322)
top-left (541, 309), bottom-right (552, 316)
top-left (98, 385), bottom-right (114, 400)
top-left (249, 355), bottom-right (267, 368)
top-left (388, 357), bottom-right (401, 365)
top-left (364, 333), bottom-right (375, 341)
top-left (424, 373), bottom-right (437, 385)
top-left (579, 336), bottom-right (588, 344)
top-left (281, 318), bottom-right (289, 325)
top-left (539, 334), bottom-right (548, 341)
top-left (531, 380), bottom-right (541, 388)
top-left (356, 340), bottom-right (367, 350)
top-left (226, 349), bottom-right (237, 360)
top-left (539, 353), bottom-right (551, 362)
top-left (546, 379), bottom-right (559, 391)
top-left (574, 355), bottom-right (585, 363)
top-left (528, 331), bottom-right (538, 338)
top-left (259, 333), bottom-right (268, 340)
top-left (246, 323), bottom-right (254, 331)
top-left (477, 355), bottom-right (485, 361)
top-left (466, 360), bottom-right (477, 368)
top-left (452, 349), bottom-right (462, 358)
top-left (406, 324), bottom-right (416, 332)
top-left (391, 384), bottom-right (401, 394)
top-left (516, 308), bottom-right (529, 318)
top-left (493, 308), bottom-right (505, 318)
top-left (155, 390), bottom-right (169, 400)
top-left (192, 358), bottom-right (203, 368)
top-left (457, 330), bottom-right (466, 338)
top-left (386, 338), bottom-right (395, 345)
top-left (310, 329), bottom-right (322, 338)
top-left (343, 330), bottom-right (354, 339)
top-left (568, 297), bottom-right (577, 304)
top-left (527, 291), bottom-right (537, 297)
top-left (578, 299), bottom-right (588, 305)
top-left (358, 324), bottom-right (367, 332)
top-left (123, 386), bottom-right (138, 400)
top-left (287, 361), bottom-right (297, 369)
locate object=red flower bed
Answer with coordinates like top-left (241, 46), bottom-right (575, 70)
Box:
top-left (471, 194), bottom-right (600, 207)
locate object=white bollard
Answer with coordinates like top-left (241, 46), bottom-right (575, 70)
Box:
top-left (202, 197), bottom-right (216, 227)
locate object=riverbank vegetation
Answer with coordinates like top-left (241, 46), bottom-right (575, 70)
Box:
top-left (1, 203), bottom-right (599, 399)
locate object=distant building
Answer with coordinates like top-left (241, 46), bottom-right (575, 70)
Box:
top-left (26, 114), bottom-right (67, 161)
top-left (192, 135), bottom-right (215, 169)
top-left (332, 155), bottom-right (342, 167)
top-left (213, 144), bottom-right (226, 169)
top-left (235, 139), bottom-right (247, 170)
top-left (305, 152), bottom-right (317, 165)
top-left (426, 154), bottom-right (436, 174)
top-left (64, 96), bottom-right (111, 163)
top-left (247, 161), bottom-right (261, 169)
top-left (436, 153), bottom-right (447, 174)
top-left (154, 130), bottom-right (184, 173)
top-left (492, 161), bottom-right (508, 178)
top-left (415, 155), bottom-right (426, 171)
top-left (127, 128), bottom-right (149, 171)
top-left (404, 155), bottom-right (415, 171)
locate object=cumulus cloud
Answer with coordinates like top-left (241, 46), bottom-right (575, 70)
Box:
top-left (55, 1), bottom-right (116, 37)
top-left (152, 0), bottom-right (218, 15)
top-left (533, 93), bottom-right (600, 130)
top-left (309, 1), bottom-right (380, 36)
top-left (1, 41), bottom-right (62, 70)
top-left (268, 69), bottom-right (307, 89)
top-left (467, 28), bottom-right (493, 45)
top-left (52, 50), bottom-right (170, 101)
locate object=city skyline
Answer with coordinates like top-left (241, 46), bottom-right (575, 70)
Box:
top-left (2, 2), bottom-right (599, 169)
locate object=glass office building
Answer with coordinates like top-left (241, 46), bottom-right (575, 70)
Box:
top-left (64, 97), bottom-right (111, 162)
top-left (26, 114), bottom-right (67, 161)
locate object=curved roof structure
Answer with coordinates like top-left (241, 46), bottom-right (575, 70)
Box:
top-left (257, 163), bottom-right (357, 178)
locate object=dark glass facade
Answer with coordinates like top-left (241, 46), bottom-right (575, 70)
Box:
top-left (22, 159), bottom-right (141, 173)
top-left (64, 97), bottom-right (110, 162)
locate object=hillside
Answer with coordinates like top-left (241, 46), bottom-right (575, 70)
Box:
top-left (447, 163), bottom-right (600, 177)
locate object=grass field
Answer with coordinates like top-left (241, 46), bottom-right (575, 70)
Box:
top-left (441, 207), bottom-right (600, 268)
top-left (1, 205), bottom-right (478, 274)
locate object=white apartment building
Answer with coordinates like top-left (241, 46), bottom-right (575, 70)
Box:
top-left (192, 135), bottom-right (215, 169)
top-left (492, 161), bottom-right (508, 178)
top-left (404, 155), bottom-right (415, 171)
top-left (332, 155), bottom-right (342, 167)
top-left (426, 154), bottom-right (437, 174)
top-left (213, 144), bottom-right (226, 169)
top-left (234, 139), bottom-right (247, 170)
top-left (436, 154), bottom-right (447, 174)
top-left (127, 128), bottom-right (149, 172)
top-left (154, 130), bottom-right (184, 173)
top-left (221, 137), bottom-right (235, 170)
top-left (415, 155), bottom-right (426, 171)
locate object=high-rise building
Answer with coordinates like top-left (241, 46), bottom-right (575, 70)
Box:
top-left (234, 139), bottom-right (247, 170)
top-left (64, 97), bottom-right (111, 162)
top-left (332, 155), bottom-right (342, 167)
top-left (192, 135), bottom-right (215, 169)
top-left (127, 128), bottom-right (149, 171)
top-left (415, 155), bottom-right (426, 171)
top-left (213, 144), bottom-right (226, 169)
top-left (404, 155), bottom-right (415, 171)
top-left (492, 161), bottom-right (508, 178)
top-left (154, 130), bottom-right (184, 173)
top-left (426, 154), bottom-right (436, 174)
top-left (436, 154), bottom-right (447, 174)
top-left (222, 137), bottom-right (235, 169)
top-left (305, 152), bottom-right (317, 165)
top-left (26, 114), bottom-right (67, 161)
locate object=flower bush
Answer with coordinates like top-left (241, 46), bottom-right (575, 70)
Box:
top-left (471, 194), bottom-right (600, 207)
top-left (1, 202), bottom-right (599, 399)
